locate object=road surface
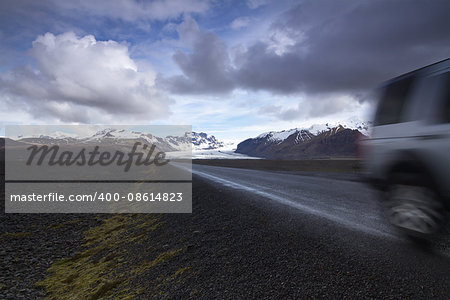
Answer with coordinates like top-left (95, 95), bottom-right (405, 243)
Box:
top-left (3, 163), bottom-right (449, 298)
top-left (169, 164), bottom-right (450, 298)
top-left (191, 164), bottom-right (394, 239)
top-left (185, 163), bottom-right (450, 255)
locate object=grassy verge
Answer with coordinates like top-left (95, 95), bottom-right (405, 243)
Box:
top-left (36, 214), bottom-right (189, 299)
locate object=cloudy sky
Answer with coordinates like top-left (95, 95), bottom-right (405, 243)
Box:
top-left (1, 0), bottom-right (449, 141)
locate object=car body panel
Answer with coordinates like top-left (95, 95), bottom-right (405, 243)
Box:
top-left (361, 58), bottom-right (450, 209)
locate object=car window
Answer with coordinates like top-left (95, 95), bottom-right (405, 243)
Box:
top-left (374, 76), bottom-right (416, 126)
top-left (406, 71), bottom-right (448, 123)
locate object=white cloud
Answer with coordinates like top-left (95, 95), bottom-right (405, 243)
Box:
top-left (0, 32), bottom-right (172, 123)
top-left (266, 27), bottom-right (304, 56)
top-left (53, 0), bottom-right (210, 22)
top-left (231, 17), bottom-right (252, 30)
top-left (246, 0), bottom-right (269, 9)
top-left (257, 93), bottom-right (372, 121)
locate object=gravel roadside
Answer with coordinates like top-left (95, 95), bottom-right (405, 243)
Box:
top-left (0, 207), bottom-right (103, 299)
top-left (1, 175), bottom-right (450, 299)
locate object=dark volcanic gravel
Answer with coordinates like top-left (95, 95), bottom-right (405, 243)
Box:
top-left (135, 176), bottom-right (450, 299)
top-left (1, 174), bottom-right (450, 299)
top-left (0, 207), bottom-right (103, 299)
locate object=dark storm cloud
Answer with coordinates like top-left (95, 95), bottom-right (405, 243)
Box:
top-left (157, 17), bottom-right (234, 94)
top-left (164, 0), bottom-right (449, 95)
top-left (236, 0), bottom-right (450, 94)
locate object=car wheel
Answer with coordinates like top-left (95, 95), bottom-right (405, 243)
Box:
top-left (382, 174), bottom-right (447, 237)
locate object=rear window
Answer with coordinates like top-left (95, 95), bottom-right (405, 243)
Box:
top-left (374, 76), bottom-right (416, 126)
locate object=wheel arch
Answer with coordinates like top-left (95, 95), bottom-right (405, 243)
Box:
top-left (385, 150), bottom-right (449, 210)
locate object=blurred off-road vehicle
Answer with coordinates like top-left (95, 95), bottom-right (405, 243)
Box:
top-left (361, 58), bottom-right (449, 238)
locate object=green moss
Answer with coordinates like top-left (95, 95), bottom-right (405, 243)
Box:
top-left (36, 214), bottom-right (167, 299)
top-left (114, 287), bottom-right (145, 300)
top-left (173, 266), bottom-right (191, 277)
top-left (2, 232), bottom-right (31, 239)
top-left (88, 279), bottom-right (121, 300)
top-left (154, 266), bottom-right (191, 295)
top-left (46, 219), bottom-right (81, 230)
top-left (35, 240), bottom-right (123, 300)
top-left (132, 248), bottom-right (183, 276)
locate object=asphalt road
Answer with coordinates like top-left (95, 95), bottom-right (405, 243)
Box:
top-left (189, 164), bottom-right (450, 276)
top-left (166, 164), bottom-right (450, 298)
top-left (191, 164), bottom-right (394, 239)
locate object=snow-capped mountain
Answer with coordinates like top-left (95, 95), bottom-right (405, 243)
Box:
top-left (236, 124), bottom-right (366, 159)
top-left (306, 119), bottom-right (371, 136)
top-left (192, 132), bottom-right (224, 150)
top-left (83, 128), bottom-right (167, 147)
top-left (14, 128), bottom-right (229, 153)
top-left (16, 135), bottom-right (79, 145)
top-left (254, 119), bottom-right (371, 145)
top-left (16, 128), bottom-right (190, 151)
top-left (166, 133), bottom-right (192, 152)
top-left (257, 129), bottom-right (315, 144)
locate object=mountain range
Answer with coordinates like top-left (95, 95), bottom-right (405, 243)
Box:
top-left (191, 132), bottom-right (224, 150)
top-left (2, 122), bottom-right (368, 159)
top-left (5, 129), bottom-right (224, 152)
top-left (235, 125), bottom-right (366, 159)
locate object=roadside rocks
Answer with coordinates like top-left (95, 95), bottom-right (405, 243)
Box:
top-left (0, 201), bottom-right (102, 299)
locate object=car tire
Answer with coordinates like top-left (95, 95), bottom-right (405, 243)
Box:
top-left (382, 172), bottom-right (447, 239)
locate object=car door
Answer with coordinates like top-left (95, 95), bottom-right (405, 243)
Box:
top-left (413, 70), bottom-right (450, 201)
